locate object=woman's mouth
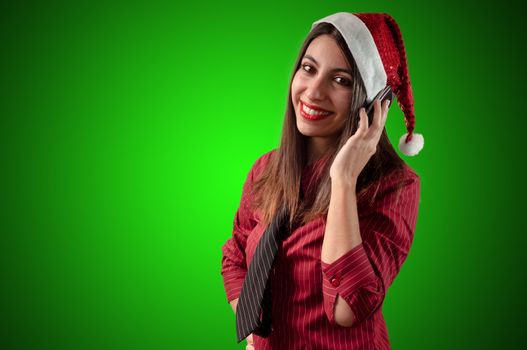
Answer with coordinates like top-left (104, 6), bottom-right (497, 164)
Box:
top-left (299, 101), bottom-right (333, 121)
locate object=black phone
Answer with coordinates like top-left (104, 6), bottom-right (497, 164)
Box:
top-left (363, 85), bottom-right (393, 125)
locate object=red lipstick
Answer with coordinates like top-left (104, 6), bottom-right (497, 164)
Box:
top-left (299, 101), bottom-right (332, 121)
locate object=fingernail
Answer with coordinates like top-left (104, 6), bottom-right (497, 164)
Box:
top-left (387, 99), bottom-right (391, 107)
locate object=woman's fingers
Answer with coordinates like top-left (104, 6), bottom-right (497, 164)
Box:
top-left (245, 333), bottom-right (254, 349)
top-left (382, 99), bottom-right (390, 124)
top-left (366, 98), bottom-right (389, 140)
top-left (374, 98), bottom-right (383, 128)
top-left (371, 98), bottom-right (383, 131)
top-left (355, 98), bottom-right (390, 144)
top-left (357, 107), bottom-right (368, 133)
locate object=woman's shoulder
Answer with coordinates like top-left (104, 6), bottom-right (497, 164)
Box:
top-left (378, 163), bottom-right (420, 199)
top-left (248, 148), bottom-right (277, 179)
top-left (359, 163), bottom-right (419, 203)
top-left (383, 162), bottom-right (419, 182)
top-left (244, 149), bottom-right (276, 180)
top-left (395, 163), bottom-right (420, 183)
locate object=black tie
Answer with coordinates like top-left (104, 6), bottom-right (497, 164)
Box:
top-left (235, 207), bottom-right (289, 343)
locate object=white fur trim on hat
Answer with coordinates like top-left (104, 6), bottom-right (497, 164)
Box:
top-left (312, 12), bottom-right (386, 104)
top-left (399, 133), bottom-right (424, 156)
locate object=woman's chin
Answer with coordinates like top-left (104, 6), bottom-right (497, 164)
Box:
top-left (298, 128), bottom-right (320, 137)
top-left (296, 122), bottom-right (345, 141)
top-left (296, 119), bottom-right (327, 137)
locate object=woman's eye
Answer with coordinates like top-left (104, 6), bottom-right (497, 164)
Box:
top-left (301, 64), bottom-right (314, 73)
top-left (335, 76), bottom-right (351, 86)
top-left (300, 64), bottom-right (351, 86)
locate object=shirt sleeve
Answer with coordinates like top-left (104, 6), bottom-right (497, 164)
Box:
top-left (320, 170), bottom-right (421, 326)
top-left (220, 156), bottom-right (264, 303)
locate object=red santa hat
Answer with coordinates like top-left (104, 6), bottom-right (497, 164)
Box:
top-left (312, 12), bottom-right (424, 156)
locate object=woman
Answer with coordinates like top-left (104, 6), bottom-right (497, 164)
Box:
top-left (221, 12), bottom-right (423, 350)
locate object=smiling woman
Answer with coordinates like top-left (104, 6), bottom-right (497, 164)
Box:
top-left (292, 35), bottom-right (358, 159)
top-left (221, 12), bottom-right (423, 350)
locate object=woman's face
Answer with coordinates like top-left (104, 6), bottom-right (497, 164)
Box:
top-left (291, 34), bottom-right (354, 139)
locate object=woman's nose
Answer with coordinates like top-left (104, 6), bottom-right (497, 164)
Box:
top-left (306, 76), bottom-right (327, 100)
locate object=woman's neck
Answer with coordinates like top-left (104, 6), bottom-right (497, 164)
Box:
top-left (307, 136), bottom-right (336, 165)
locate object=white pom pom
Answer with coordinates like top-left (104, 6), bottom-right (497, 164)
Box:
top-left (399, 132), bottom-right (424, 156)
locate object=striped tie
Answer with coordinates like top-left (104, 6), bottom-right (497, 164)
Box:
top-left (235, 207), bottom-right (289, 343)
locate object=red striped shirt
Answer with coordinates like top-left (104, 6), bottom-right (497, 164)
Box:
top-left (221, 150), bottom-right (421, 349)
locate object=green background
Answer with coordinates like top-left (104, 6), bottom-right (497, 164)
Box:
top-left (2, 0), bottom-right (526, 349)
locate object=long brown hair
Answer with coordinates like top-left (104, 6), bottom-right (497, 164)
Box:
top-left (251, 22), bottom-right (407, 229)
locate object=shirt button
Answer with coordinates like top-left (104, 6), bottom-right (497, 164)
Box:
top-left (330, 277), bottom-right (340, 287)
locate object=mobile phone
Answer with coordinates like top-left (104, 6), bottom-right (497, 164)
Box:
top-left (363, 85), bottom-right (393, 125)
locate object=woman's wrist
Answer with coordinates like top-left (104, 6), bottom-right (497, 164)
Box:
top-left (331, 176), bottom-right (358, 191)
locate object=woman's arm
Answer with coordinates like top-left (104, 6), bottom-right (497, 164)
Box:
top-left (221, 151), bottom-right (275, 305)
top-left (320, 172), bottom-right (420, 328)
top-left (320, 99), bottom-right (421, 327)
top-left (321, 179), bottom-right (361, 327)
top-left (230, 298), bottom-right (238, 313)
top-left (221, 161), bottom-right (260, 304)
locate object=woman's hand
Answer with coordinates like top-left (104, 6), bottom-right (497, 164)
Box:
top-left (246, 334), bottom-right (254, 350)
top-left (329, 98), bottom-right (391, 186)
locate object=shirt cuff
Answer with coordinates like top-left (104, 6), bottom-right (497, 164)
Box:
top-left (222, 269), bottom-right (246, 303)
top-left (321, 243), bottom-right (378, 325)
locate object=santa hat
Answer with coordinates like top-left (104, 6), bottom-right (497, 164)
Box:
top-left (312, 12), bottom-right (424, 156)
